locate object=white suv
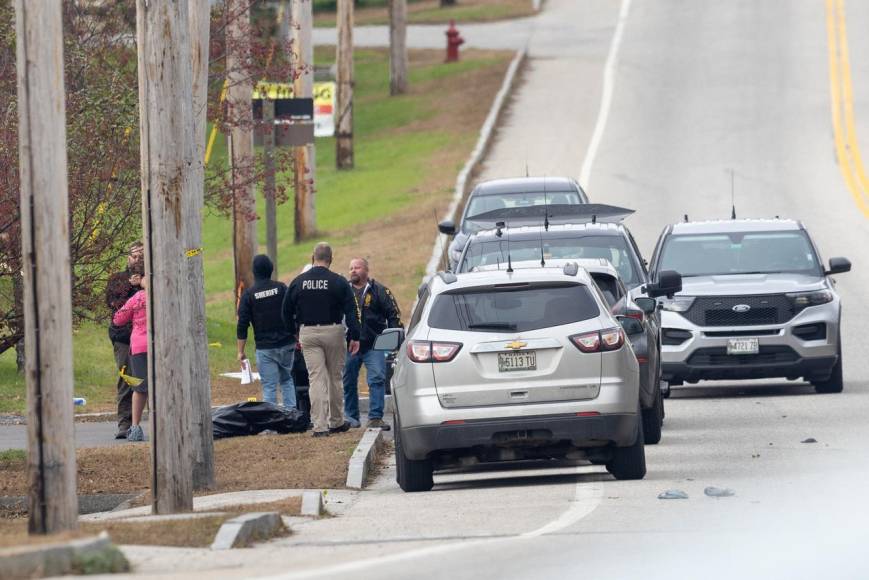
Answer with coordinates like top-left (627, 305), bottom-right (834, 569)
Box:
top-left (374, 263), bottom-right (673, 492)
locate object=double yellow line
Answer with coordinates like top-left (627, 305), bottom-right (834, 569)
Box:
top-left (826, 0), bottom-right (869, 216)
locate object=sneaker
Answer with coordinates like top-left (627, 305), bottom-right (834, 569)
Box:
top-left (115, 429), bottom-right (128, 440)
top-left (346, 417), bottom-right (361, 429)
top-left (329, 421), bottom-right (351, 434)
top-left (367, 418), bottom-right (391, 431)
top-left (312, 431), bottom-right (330, 438)
top-left (127, 425), bottom-right (145, 442)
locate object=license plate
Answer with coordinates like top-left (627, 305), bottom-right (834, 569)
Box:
top-left (727, 338), bottom-right (759, 355)
top-left (498, 351), bottom-right (537, 372)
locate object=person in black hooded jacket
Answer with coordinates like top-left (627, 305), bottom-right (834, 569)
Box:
top-left (237, 255), bottom-right (297, 408)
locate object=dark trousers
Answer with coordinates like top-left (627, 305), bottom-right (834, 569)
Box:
top-left (112, 341), bottom-right (133, 431)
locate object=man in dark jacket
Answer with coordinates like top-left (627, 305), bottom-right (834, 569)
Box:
top-left (282, 243), bottom-right (361, 437)
top-left (237, 255), bottom-right (296, 408)
top-left (342, 257), bottom-right (402, 430)
top-left (105, 241), bottom-right (144, 439)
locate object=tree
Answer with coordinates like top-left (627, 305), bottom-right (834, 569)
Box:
top-left (388, 0), bottom-right (408, 95)
top-left (0, 0), bottom-right (142, 359)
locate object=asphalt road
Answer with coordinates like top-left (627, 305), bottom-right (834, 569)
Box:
top-left (61, 2), bottom-right (869, 578)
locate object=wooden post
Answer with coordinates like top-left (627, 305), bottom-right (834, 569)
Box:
top-left (188, 0), bottom-right (215, 490)
top-left (226, 0), bottom-right (257, 299)
top-left (336, 0), bottom-right (354, 169)
top-left (293, 0), bottom-right (317, 239)
top-left (136, 0), bottom-right (195, 514)
top-left (15, 0), bottom-right (79, 534)
top-left (263, 99), bottom-right (278, 277)
top-left (388, 0), bottom-right (408, 95)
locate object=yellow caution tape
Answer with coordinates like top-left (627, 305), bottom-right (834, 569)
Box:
top-left (119, 365), bottom-right (143, 387)
top-left (185, 248), bottom-right (203, 258)
top-left (209, 342), bottom-right (222, 348)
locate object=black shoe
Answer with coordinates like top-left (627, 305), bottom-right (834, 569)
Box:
top-left (312, 431), bottom-right (330, 438)
top-left (329, 421), bottom-right (351, 434)
top-left (115, 428), bottom-right (129, 440)
top-left (367, 418), bottom-right (391, 431)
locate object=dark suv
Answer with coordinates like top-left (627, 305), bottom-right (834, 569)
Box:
top-left (438, 176), bottom-right (588, 270)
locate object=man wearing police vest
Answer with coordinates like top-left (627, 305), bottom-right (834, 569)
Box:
top-left (283, 242), bottom-right (361, 437)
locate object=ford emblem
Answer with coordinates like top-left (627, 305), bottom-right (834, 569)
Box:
top-left (732, 304), bottom-right (751, 313)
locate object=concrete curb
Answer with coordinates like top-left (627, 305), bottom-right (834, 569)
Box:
top-left (0, 532), bottom-right (128, 579)
top-left (346, 428), bottom-right (385, 489)
top-left (300, 491), bottom-right (324, 516)
top-left (211, 512), bottom-right (285, 550)
top-left (420, 46), bottom-right (528, 289)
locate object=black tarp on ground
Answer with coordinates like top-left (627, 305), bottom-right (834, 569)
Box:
top-left (212, 401), bottom-right (309, 439)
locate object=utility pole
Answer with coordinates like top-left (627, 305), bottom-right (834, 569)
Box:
top-left (226, 0), bottom-right (257, 299)
top-left (263, 97), bottom-right (278, 275)
top-left (336, 0), bottom-right (354, 169)
top-left (188, 0), bottom-right (215, 491)
top-left (136, 0), bottom-right (195, 514)
top-left (388, 0), bottom-right (408, 95)
top-left (293, 0), bottom-right (317, 238)
top-left (15, 0), bottom-right (78, 534)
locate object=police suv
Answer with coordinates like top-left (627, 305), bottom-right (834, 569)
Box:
top-left (649, 218), bottom-right (851, 393)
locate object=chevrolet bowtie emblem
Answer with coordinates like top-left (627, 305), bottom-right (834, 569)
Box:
top-left (505, 340), bottom-right (527, 350)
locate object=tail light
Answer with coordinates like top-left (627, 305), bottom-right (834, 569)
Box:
top-left (407, 340), bottom-right (462, 363)
top-left (570, 331), bottom-right (601, 353)
top-left (624, 308), bottom-right (644, 322)
top-left (570, 328), bottom-right (625, 353)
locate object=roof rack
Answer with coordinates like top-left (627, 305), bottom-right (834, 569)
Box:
top-left (465, 203), bottom-right (634, 226)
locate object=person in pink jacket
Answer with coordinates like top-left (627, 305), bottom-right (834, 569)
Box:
top-left (112, 276), bottom-right (148, 442)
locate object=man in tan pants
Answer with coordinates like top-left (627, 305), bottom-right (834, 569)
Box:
top-left (282, 243), bottom-right (361, 436)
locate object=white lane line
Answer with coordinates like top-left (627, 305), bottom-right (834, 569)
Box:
top-left (521, 481), bottom-right (603, 538)
top-left (578, 0), bottom-right (633, 191)
top-left (261, 475), bottom-right (602, 580)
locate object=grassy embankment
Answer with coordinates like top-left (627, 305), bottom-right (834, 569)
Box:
top-left (313, 0), bottom-right (537, 27)
top-left (0, 47), bottom-right (512, 414)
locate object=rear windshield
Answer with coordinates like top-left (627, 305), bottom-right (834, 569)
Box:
top-left (463, 191), bottom-right (582, 233)
top-left (658, 231), bottom-right (822, 277)
top-left (428, 283), bottom-right (600, 333)
top-left (459, 235), bottom-right (641, 286)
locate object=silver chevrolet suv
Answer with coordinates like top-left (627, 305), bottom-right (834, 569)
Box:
top-left (374, 263), bottom-right (673, 492)
top-left (649, 219), bottom-right (851, 394)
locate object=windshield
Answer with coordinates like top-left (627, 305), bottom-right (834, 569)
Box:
top-left (462, 191), bottom-right (582, 233)
top-left (658, 231), bottom-right (822, 277)
top-left (459, 235), bottom-right (641, 286)
top-left (428, 283), bottom-right (599, 333)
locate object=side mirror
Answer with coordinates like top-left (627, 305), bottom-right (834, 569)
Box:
top-left (645, 270), bottom-right (682, 299)
top-left (826, 257), bottom-right (851, 275)
top-left (438, 219), bottom-right (456, 236)
top-left (617, 315), bottom-right (644, 336)
top-left (374, 327), bottom-right (405, 352)
top-left (634, 297), bottom-right (657, 315)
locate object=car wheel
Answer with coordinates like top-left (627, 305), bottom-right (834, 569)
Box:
top-left (606, 412), bottom-right (647, 480)
top-left (394, 413), bottom-right (434, 492)
top-left (813, 342), bottom-right (844, 394)
top-left (642, 389), bottom-right (663, 445)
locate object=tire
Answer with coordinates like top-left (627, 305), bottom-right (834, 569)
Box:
top-left (642, 388), bottom-right (663, 445)
top-left (606, 413), bottom-right (647, 481)
top-left (813, 343), bottom-right (844, 394)
top-left (394, 413), bottom-right (434, 492)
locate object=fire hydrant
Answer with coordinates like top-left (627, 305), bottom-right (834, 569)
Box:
top-left (445, 20), bottom-right (464, 63)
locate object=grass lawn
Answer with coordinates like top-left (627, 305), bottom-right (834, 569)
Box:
top-left (313, 0), bottom-right (537, 27)
top-left (0, 47), bottom-right (513, 415)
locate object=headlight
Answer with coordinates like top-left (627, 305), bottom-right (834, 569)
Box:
top-left (787, 290), bottom-right (833, 309)
top-left (659, 296), bottom-right (695, 312)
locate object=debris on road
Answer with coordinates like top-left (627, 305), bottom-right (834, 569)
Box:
top-left (704, 486), bottom-right (735, 498)
top-left (658, 489), bottom-right (689, 500)
top-left (801, 437), bottom-right (818, 444)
